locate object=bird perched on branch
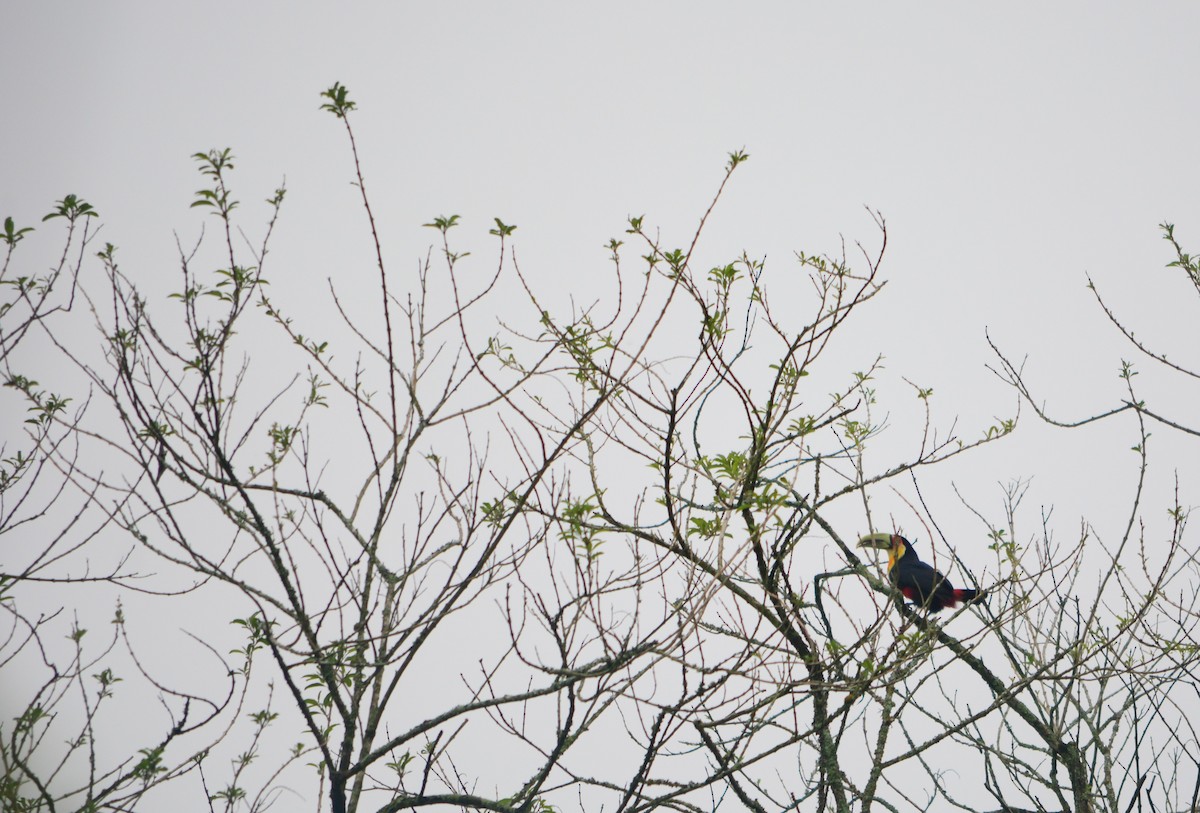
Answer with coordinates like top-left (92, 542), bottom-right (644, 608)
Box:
top-left (857, 533), bottom-right (985, 613)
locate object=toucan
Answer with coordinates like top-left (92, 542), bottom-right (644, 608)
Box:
top-left (857, 533), bottom-right (985, 613)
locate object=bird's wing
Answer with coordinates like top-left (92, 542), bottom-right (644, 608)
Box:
top-left (894, 561), bottom-right (938, 598)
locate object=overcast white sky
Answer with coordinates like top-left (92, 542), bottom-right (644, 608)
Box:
top-left (6, 2), bottom-right (1198, 532)
top-left (4, 3), bottom-right (1200, 790)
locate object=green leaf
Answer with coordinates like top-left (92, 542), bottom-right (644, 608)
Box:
top-left (43, 194), bottom-right (98, 222)
top-left (423, 214), bottom-right (461, 233)
top-left (2, 216), bottom-right (34, 246)
top-left (319, 82), bottom-right (356, 118)
top-left (489, 217), bottom-right (517, 237)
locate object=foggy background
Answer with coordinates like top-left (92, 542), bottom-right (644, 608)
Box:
top-left (3, 2), bottom-right (1199, 807)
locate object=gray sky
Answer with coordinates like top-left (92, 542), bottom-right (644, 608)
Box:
top-left (6, 2), bottom-right (1197, 529)
top-left (3, 2), bottom-right (1200, 804)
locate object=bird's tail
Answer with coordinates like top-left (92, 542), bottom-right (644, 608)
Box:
top-left (953, 588), bottom-right (985, 604)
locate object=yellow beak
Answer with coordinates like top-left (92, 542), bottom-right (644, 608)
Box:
top-left (857, 533), bottom-right (894, 550)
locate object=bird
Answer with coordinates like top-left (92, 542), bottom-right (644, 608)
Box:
top-left (857, 533), bottom-right (985, 613)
